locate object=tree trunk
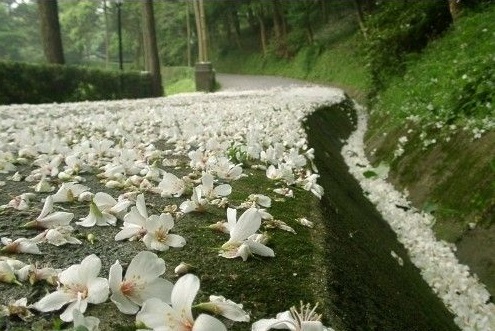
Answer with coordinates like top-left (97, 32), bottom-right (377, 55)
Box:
top-left (193, 0), bottom-right (208, 62)
top-left (199, 0), bottom-right (208, 62)
top-left (257, 10), bottom-right (268, 56)
top-left (230, 7), bottom-right (242, 50)
top-left (448, 0), bottom-right (462, 21)
top-left (186, 1), bottom-right (192, 67)
top-left (141, 0), bottom-right (163, 97)
top-left (192, 0), bottom-right (204, 62)
top-left (37, 0), bottom-right (64, 64)
top-left (271, 0), bottom-right (288, 57)
top-left (103, 0), bottom-right (110, 68)
top-left (353, 0), bottom-right (368, 39)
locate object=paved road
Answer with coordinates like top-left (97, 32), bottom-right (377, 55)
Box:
top-left (216, 73), bottom-right (314, 91)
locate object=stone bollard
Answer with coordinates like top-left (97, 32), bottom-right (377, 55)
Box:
top-left (195, 62), bottom-right (215, 92)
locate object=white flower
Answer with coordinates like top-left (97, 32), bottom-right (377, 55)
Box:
top-left (77, 201), bottom-right (117, 227)
top-left (95, 192), bottom-right (133, 219)
top-left (1, 237), bottom-right (41, 255)
top-left (72, 309), bottom-right (100, 331)
top-left (109, 251), bottom-right (173, 315)
top-left (1, 193), bottom-right (35, 211)
top-left (273, 187), bottom-right (294, 198)
top-left (207, 156), bottom-right (244, 181)
top-left (196, 295), bottom-right (250, 322)
top-left (136, 274), bottom-right (227, 331)
top-left (24, 195), bottom-right (74, 229)
top-left (0, 297), bottom-right (33, 321)
top-left (31, 226), bottom-right (82, 246)
top-left (174, 261), bottom-right (193, 276)
top-left (296, 218), bottom-right (314, 228)
top-left (51, 182), bottom-right (90, 203)
top-left (142, 213), bottom-right (186, 251)
top-left (266, 164), bottom-right (295, 184)
top-left (158, 172), bottom-right (186, 197)
top-left (31, 254), bottom-right (109, 322)
top-left (252, 302), bottom-right (333, 331)
top-left (199, 172), bottom-right (232, 200)
top-left (114, 193), bottom-right (149, 241)
top-left (180, 186), bottom-right (208, 213)
top-left (248, 194), bottom-right (272, 208)
top-left (0, 260), bottom-right (22, 285)
top-left (298, 173), bottom-right (324, 199)
top-left (33, 176), bottom-right (55, 192)
top-left (220, 208), bottom-right (275, 261)
top-left (16, 263), bottom-right (60, 285)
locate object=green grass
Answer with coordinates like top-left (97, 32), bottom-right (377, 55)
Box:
top-left (371, 4), bottom-right (495, 131)
top-left (162, 66), bottom-right (195, 95)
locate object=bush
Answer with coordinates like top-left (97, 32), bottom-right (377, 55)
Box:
top-left (0, 61), bottom-right (154, 105)
top-left (365, 0), bottom-right (452, 99)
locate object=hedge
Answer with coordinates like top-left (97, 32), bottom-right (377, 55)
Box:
top-left (0, 61), bottom-right (154, 105)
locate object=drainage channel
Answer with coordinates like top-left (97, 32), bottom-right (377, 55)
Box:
top-left (305, 101), bottom-right (459, 331)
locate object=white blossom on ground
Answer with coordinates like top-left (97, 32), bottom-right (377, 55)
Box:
top-left (0, 193), bottom-right (35, 211)
top-left (180, 186), bottom-right (209, 213)
top-left (31, 226), bottom-right (81, 247)
top-left (199, 172), bottom-right (232, 200)
top-left (136, 274), bottom-right (228, 331)
top-left (252, 302), bottom-right (333, 331)
top-left (343, 103), bottom-right (495, 330)
top-left (0, 297), bottom-right (33, 321)
top-left (23, 195), bottom-right (74, 229)
top-left (114, 193), bottom-right (149, 241)
top-left (196, 295), bottom-right (250, 322)
top-left (0, 260), bottom-right (22, 285)
top-left (51, 182), bottom-right (90, 203)
top-left (220, 208), bottom-right (275, 261)
top-left (157, 172), bottom-right (186, 197)
top-left (16, 263), bottom-right (60, 285)
top-left (1, 237), bottom-right (41, 255)
top-left (142, 213), bottom-right (186, 251)
top-left (31, 254), bottom-right (109, 322)
top-left (109, 251), bottom-right (173, 315)
top-left (72, 309), bottom-right (100, 331)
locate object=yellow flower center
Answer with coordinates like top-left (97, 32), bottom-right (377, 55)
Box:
top-left (155, 227), bottom-right (168, 243)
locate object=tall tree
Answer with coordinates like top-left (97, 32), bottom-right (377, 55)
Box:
top-left (270, 0), bottom-right (288, 57)
top-left (193, 0), bottom-right (208, 62)
top-left (448, 0), bottom-right (462, 21)
top-left (37, 0), bottom-right (64, 64)
top-left (354, 0), bottom-right (368, 39)
top-left (142, 0), bottom-right (163, 97)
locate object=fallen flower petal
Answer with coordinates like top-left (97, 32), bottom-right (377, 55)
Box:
top-left (109, 251), bottom-right (173, 315)
top-left (1, 237), bottom-right (42, 255)
top-left (31, 254), bottom-right (109, 322)
top-left (196, 295), bottom-right (250, 322)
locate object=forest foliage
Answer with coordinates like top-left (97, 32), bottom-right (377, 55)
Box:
top-left (0, 0), bottom-right (493, 104)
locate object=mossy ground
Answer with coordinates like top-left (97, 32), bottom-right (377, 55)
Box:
top-left (0, 150), bottom-right (330, 330)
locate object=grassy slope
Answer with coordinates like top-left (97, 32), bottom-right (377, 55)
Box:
top-left (214, 6), bottom-right (495, 294)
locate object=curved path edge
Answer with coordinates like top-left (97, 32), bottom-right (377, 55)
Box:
top-left (306, 100), bottom-right (460, 331)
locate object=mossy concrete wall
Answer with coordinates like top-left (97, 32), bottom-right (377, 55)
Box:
top-left (306, 101), bottom-right (459, 331)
